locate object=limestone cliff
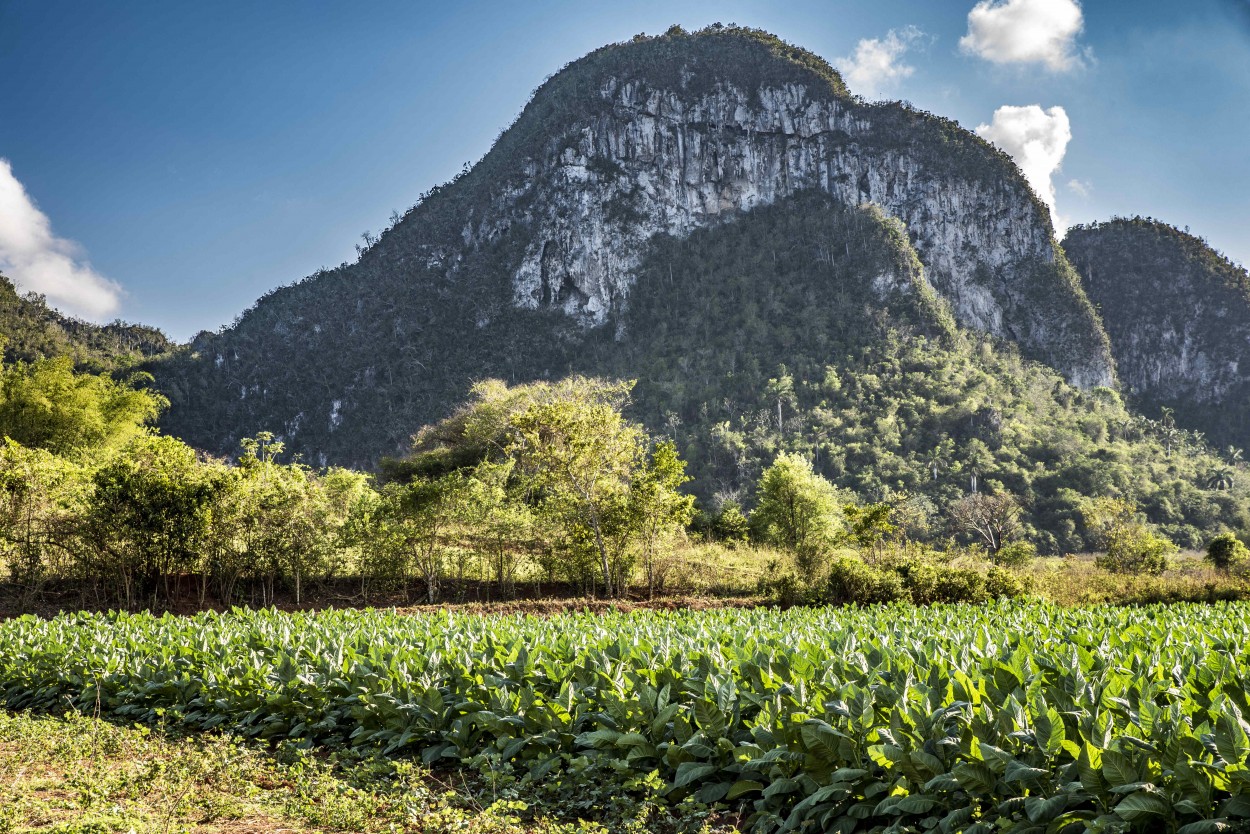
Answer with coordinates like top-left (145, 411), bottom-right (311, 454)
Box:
top-left (1065, 218), bottom-right (1250, 446)
top-left (388, 27), bottom-right (1113, 386)
top-left (154, 26), bottom-right (1119, 467)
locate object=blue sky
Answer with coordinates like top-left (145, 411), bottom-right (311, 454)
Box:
top-left (0, 0), bottom-right (1246, 339)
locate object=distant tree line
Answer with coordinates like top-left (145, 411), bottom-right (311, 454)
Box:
top-left (1, 351), bottom-right (1247, 613)
top-left (0, 364), bottom-right (696, 609)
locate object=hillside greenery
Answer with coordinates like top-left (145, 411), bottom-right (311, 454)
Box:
top-left (150, 23), bottom-right (1074, 466)
top-left (1065, 217), bottom-right (1250, 452)
top-left (586, 196), bottom-right (1246, 553)
top-left (0, 273), bottom-right (172, 373)
top-left (151, 195), bottom-right (1250, 561)
top-left (4, 328), bottom-right (1250, 613)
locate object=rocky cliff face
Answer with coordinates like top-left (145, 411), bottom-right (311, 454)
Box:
top-left (491, 82), bottom-right (1040, 327)
top-left (1065, 219), bottom-right (1250, 444)
top-left (439, 44), bottom-right (1113, 387)
top-left (154, 26), bottom-right (1120, 466)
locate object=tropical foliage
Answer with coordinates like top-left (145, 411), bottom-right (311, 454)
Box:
top-left (0, 367), bottom-right (698, 607)
top-left (6, 602), bottom-right (1250, 832)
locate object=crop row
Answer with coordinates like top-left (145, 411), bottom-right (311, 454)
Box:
top-left (2, 602), bottom-right (1250, 832)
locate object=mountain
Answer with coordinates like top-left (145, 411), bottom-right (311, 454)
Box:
top-left (0, 274), bottom-right (172, 373)
top-left (1065, 218), bottom-right (1250, 450)
top-left (582, 193), bottom-right (1242, 552)
top-left (154, 25), bottom-right (1114, 472)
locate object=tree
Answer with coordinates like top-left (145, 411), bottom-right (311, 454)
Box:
top-left (841, 502), bottom-right (896, 551)
top-left (712, 501), bottom-right (751, 544)
top-left (923, 437), bottom-right (954, 482)
top-left (1084, 497), bottom-right (1176, 575)
top-left (0, 438), bottom-right (85, 599)
top-left (948, 492), bottom-right (1022, 556)
top-left (507, 381), bottom-right (644, 597)
top-left (239, 431), bottom-right (283, 470)
top-left (766, 365), bottom-right (796, 434)
top-left (0, 357), bottom-right (164, 457)
top-left (961, 439), bottom-right (995, 494)
top-left (218, 434), bottom-right (348, 606)
top-left (460, 460), bottom-right (533, 599)
top-left (84, 435), bottom-right (220, 608)
top-left (1206, 532), bottom-right (1249, 573)
top-left (750, 453), bottom-right (844, 578)
top-left (1159, 407), bottom-right (1180, 456)
top-left (1205, 465), bottom-right (1236, 491)
top-left (630, 440), bottom-right (696, 598)
top-left (239, 461), bottom-right (322, 605)
top-left (369, 473), bottom-right (467, 604)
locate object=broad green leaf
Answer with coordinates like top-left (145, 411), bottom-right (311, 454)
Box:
top-left (1114, 791), bottom-right (1171, 822)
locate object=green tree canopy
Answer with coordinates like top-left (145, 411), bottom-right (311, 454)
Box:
top-left (750, 452), bottom-right (846, 577)
top-left (0, 357), bottom-right (165, 458)
top-left (84, 435), bottom-right (220, 607)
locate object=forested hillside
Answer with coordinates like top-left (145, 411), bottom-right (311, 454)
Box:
top-left (583, 196), bottom-right (1244, 552)
top-left (1065, 218), bottom-right (1250, 451)
top-left (0, 274), bottom-right (171, 373)
top-left (151, 24), bottom-right (1114, 469)
top-left (149, 178), bottom-right (1250, 556)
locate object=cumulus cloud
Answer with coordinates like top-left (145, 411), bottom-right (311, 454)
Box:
top-left (1067, 178), bottom-right (1092, 198)
top-left (975, 105), bottom-right (1071, 226)
top-left (960, 0), bottom-right (1087, 71)
top-left (836, 26), bottom-right (927, 99)
top-left (0, 159), bottom-right (121, 320)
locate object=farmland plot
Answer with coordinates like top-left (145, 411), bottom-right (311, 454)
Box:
top-left (3, 602), bottom-right (1250, 832)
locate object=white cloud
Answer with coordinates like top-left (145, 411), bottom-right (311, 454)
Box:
top-left (836, 26), bottom-right (927, 99)
top-left (1067, 178), bottom-right (1092, 198)
top-left (975, 105), bottom-right (1071, 227)
top-left (0, 159), bottom-right (121, 320)
top-left (960, 0), bottom-right (1087, 72)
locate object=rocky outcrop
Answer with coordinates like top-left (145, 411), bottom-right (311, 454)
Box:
top-left (154, 27), bottom-right (1123, 467)
top-left (437, 43), bottom-right (1113, 387)
top-left (1065, 219), bottom-right (1250, 427)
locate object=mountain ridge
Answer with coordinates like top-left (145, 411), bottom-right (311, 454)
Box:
top-left (154, 24), bottom-right (1116, 470)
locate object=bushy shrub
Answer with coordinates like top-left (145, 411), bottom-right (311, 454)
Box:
top-left (1095, 528), bottom-right (1176, 575)
top-left (1206, 532), bottom-right (1250, 572)
top-left (820, 550), bottom-right (1029, 607)
top-left (824, 556), bottom-right (909, 605)
top-left (901, 561), bottom-right (985, 604)
top-left (712, 502), bottom-right (751, 544)
top-left (757, 569), bottom-right (815, 607)
top-left (985, 566), bottom-right (1029, 599)
top-left (994, 540), bottom-right (1036, 568)
top-left (1084, 498), bottom-right (1176, 576)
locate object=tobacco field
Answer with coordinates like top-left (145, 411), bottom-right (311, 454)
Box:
top-left (3, 602), bottom-right (1250, 832)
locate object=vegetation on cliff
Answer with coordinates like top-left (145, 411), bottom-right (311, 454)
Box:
top-left (151, 25), bottom-right (1102, 465)
top-left (1065, 217), bottom-right (1250, 450)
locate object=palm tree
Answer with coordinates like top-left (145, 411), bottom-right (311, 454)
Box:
top-left (1227, 446), bottom-right (1244, 466)
top-left (923, 438), bottom-right (953, 482)
top-left (1206, 466), bottom-right (1236, 491)
top-left (765, 366), bottom-right (796, 434)
top-left (1161, 425), bottom-right (1181, 456)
